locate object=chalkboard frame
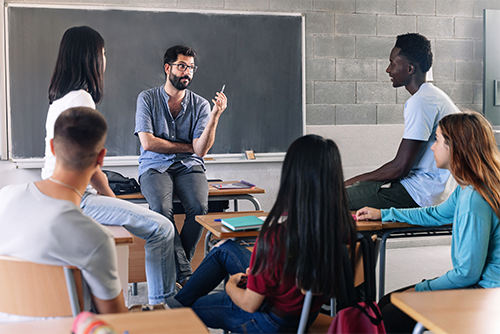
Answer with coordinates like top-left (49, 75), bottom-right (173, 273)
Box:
top-left (5, 4), bottom-right (305, 162)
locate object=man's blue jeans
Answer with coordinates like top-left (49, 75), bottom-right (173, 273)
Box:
top-left (172, 241), bottom-right (305, 333)
top-left (80, 192), bottom-right (176, 304)
top-left (139, 163), bottom-right (209, 283)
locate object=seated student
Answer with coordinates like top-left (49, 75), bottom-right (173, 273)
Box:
top-left (356, 111), bottom-right (500, 334)
top-left (345, 33), bottom-right (459, 210)
top-left (165, 135), bottom-right (357, 333)
top-left (43, 26), bottom-right (176, 304)
top-left (0, 107), bottom-right (128, 317)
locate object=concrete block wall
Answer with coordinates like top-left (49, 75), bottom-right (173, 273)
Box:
top-left (1, 0), bottom-right (497, 210)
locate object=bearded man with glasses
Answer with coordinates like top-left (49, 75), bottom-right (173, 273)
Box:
top-left (135, 45), bottom-right (227, 288)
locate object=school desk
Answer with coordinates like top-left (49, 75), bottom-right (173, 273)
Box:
top-left (195, 211), bottom-right (383, 255)
top-left (104, 226), bottom-right (134, 299)
top-left (0, 308), bottom-right (209, 334)
top-left (377, 222), bottom-right (452, 300)
top-left (117, 181), bottom-right (265, 211)
top-left (197, 212), bottom-right (453, 301)
top-left (391, 288), bottom-right (500, 334)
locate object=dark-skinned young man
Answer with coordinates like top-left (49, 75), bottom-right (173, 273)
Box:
top-left (346, 33), bottom-right (459, 210)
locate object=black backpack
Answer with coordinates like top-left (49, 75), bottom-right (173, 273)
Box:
top-left (102, 170), bottom-right (141, 196)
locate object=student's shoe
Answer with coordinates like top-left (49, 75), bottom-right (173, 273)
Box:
top-left (128, 303), bottom-right (168, 312)
top-left (175, 282), bottom-right (183, 294)
top-left (165, 297), bottom-right (183, 309)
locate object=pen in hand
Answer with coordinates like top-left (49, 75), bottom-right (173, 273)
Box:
top-left (221, 84), bottom-right (225, 94)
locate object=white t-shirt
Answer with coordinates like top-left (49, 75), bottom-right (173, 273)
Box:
top-left (41, 90), bottom-right (95, 180)
top-left (400, 83), bottom-right (460, 207)
top-left (0, 182), bottom-right (121, 302)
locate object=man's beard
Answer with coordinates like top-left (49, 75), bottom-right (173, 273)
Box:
top-left (169, 73), bottom-right (191, 90)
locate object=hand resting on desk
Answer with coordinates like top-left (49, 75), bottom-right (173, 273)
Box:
top-left (356, 207), bottom-right (382, 221)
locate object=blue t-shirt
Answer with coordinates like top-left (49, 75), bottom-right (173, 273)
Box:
top-left (400, 83), bottom-right (459, 207)
top-left (135, 85), bottom-right (211, 176)
top-left (382, 186), bottom-right (500, 291)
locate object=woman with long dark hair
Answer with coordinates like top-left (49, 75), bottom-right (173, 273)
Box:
top-left (167, 134), bottom-right (357, 333)
top-left (41, 26), bottom-right (177, 306)
top-left (357, 111), bottom-right (500, 333)
top-left (43, 26), bottom-right (106, 179)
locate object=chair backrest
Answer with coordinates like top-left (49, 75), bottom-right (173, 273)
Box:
top-left (297, 233), bottom-right (377, 334)
top-left (0, 255), bottom-right (84, 317)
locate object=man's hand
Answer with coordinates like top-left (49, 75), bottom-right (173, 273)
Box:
top-left (193, 92), bottom-right (228, 157)
top-left (356, 207), bottom-right (382, 221)
top-left (211, 92), bottom-right (227, 117)
top-left (90, 168), bottom-right (116, 198)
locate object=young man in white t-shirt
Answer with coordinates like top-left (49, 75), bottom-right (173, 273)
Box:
top-left (345, 33), bottom-right (459, 210)
top-left (0, 107), bottom-right (128, 315)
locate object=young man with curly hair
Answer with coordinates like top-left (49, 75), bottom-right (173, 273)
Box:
top-left (345, 33), bottom-right (459, 210)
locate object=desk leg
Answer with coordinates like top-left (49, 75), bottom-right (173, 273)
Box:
top-left (378, 232), bottom-right (390, 301)
top-left (204, 231), bottom-right (213, 256)
top-left (115, 244), bottom-right (130, 301)
top-left (412, 322), bottom-right (425, 334)
top-left (247, 197), bottom-right (262, 211)
top-left (234, 199), bottom-right (238, 211)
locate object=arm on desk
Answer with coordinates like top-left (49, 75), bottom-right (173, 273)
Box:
top-left (356, 207), bottom-right (381, 221)
top-left (357, 187), bottom-right (459, 224)
top-left (92, 291), bottom-right (129, 314)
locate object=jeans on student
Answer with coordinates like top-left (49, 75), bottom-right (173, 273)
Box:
top-left (139, 162), bottom-right (209, 284)
top-left (80, 192), bottom-right (176, 304)
top-left (172, 241), bottom-right (306, 333)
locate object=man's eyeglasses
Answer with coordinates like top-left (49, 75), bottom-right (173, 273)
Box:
top-left (169, 63), bottom-right (198, 73)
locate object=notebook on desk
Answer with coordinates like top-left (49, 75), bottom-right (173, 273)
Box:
top-left (221, 216), bottom-right (266, 231)
top-left (212, 181), bottom-right (255, 189)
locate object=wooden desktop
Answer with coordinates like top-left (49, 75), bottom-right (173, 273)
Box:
top-left (0, 308), bottom-right (209, 334)
top-left (391, 288), bottom-right (500, 334)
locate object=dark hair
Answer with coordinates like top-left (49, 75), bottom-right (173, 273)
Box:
top-left (250, 135), bottom-right (357, 298)
top-left (439, 111), bottom-right (500, 218)
top-left (48, 26), bottom-right (105, 104)
top-left (53, 107), bottom-right (107, 171)
top-left (395, 33), bottom-right (432, 73)
top-left (163, 45), bottom-right (197, 66)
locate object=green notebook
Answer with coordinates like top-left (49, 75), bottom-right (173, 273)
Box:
top-left (221, 216), bottom-right (265, 231)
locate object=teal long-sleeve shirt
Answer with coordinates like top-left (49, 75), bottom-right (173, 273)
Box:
top-left (381, 185), bottom-right (500, 292)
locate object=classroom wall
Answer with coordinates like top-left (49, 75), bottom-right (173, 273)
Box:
top-left (0, 0), bottom-right (494, 211)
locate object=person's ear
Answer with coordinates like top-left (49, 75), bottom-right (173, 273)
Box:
top-left (50, 139), bottom-right (56, 156)
top-left (408, 64), bottom-right (416, 75)
top-left (96, 148), bottom-right (106, 167)
top-left (164, 63), bottom-right (171, 76)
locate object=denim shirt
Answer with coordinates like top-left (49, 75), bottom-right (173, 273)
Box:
top-left (135, 85), bottom-right (211, 177)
